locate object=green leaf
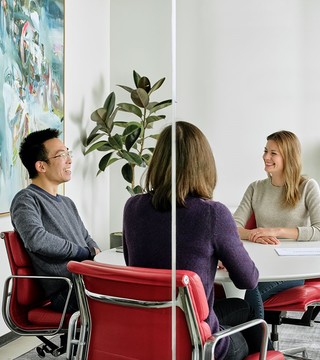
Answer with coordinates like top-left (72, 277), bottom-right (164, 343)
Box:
top-left (122, 163), bottom-right (133, 183)
top-left (149, 99), bottom-right (172, 114)
top-left (149, 134), bottom-right (160, 140)
top-left (149, 77), bottom-right (165, 95)
top-left (147, 101), bottom-right (157, 110)
top-left (117, 102), bottom-right (142, 118)
top-left (91, 108), bottom-right (107, 123)
top-left (146, 115), bottom-right (166, 125)
top-left (117, 84), bottom-right (134, 93)
top-left (137, 76), bottom-right (151, 93)
top-left (131, 88), bottom-right (149, 108)
top-left (142, 153), bottom-right (152, 163)
top-left (98, 153), bottom-right (113, 171)
top-left (85, 129), bottom-right (103, 146)
top-left (108, 134), bottom-right (123, 150)
top-left (105, 107), bottom-right (118, 133)
top-left (120, 150), bottom-right (145, 166)
top-left (126, 186), bottom-right (135, 196)
top-left (98, 143), bottom-right (114, 152)
top-left (122, 122), bottom-right (141, 136)
top-left (145, 146), bottom-right (155, 153)
top-left (114, 121), bottom-right (128, 128)
top-left (125, 127), bottom-right (141, 151)
top-left (132, 185), bottom-right (144, 194)
top-left (87, 124), bottom-right (100, 136)
top-left (103, 92), bottom-right (116, 119)
top-left (133, 70), bottom-right (141, 87)
top-left (98, 155), bottom-right (119, 172)
top-left (85, 140), bottom-right (112, 155)
top-left (125, 185), bottom-right (144, 195)
top-left (90, 111), bottom-right (108, 133)
top-left (107, 158), bottom-right (119, 166)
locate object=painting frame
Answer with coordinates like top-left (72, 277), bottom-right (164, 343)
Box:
top-left (0, 0), bottom-right (65, 216)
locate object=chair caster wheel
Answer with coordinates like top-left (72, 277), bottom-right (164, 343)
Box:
top-left (52, 348), bottom-right (63, 357)
top-left (36, 346), bottom-right (46, 358)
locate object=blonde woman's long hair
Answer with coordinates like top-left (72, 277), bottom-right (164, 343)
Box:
top-left (146, 121), bottom-right (217, 211)
top-left (267, 130), bottom-right (305, 208)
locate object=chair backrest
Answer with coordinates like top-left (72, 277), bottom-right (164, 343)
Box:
top-left (67, 260), bottom-right (212, 360)
top-left (1, 231), bottom-right (46, 329)
top-left (245, 213), bottom-right (257, 230)
top-left (1, 231), bottom-right (44, 304)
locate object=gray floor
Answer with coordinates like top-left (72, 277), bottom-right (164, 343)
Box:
top-left (277, 311), bottom-right (320, 360)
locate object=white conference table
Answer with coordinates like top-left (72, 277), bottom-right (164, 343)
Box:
top-left (94, 240), bottom-right (320, 297)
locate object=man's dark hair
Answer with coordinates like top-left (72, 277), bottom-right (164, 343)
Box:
top-left (19, 128), bottom-right (61, 179)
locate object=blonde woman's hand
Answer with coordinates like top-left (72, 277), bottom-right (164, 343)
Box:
top-left (249, 228), bottom-right (280, 245)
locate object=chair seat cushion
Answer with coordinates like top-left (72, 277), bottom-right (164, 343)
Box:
top-left (28, 306), bottom-right (71, 328)
top-left (245, 350), bottom-right (284, 360)
top-left (263, 284), bottom-right (320, 312)
top-left (305, 278), bottom-right (320, 286)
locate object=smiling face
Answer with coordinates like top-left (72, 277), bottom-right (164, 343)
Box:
top-left (263, 139), bottom-right (284, 178)
top-left (42, 137), bottom-right (72, 185)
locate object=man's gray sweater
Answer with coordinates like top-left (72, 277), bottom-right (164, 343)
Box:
top-left (10, 184), bottom-right (99, 297)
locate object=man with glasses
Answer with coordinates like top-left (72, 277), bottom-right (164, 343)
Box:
top-left (10, 128), bottom-right (100, 313)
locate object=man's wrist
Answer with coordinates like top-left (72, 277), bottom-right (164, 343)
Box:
top-left (89, 247), bottom-right (96, 259)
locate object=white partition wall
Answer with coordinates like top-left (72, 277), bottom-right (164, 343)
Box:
top-left (1, 0), bottom-right (320, 339)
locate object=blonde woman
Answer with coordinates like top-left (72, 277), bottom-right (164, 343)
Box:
top-left (234, 130), bottom-right (320, 318)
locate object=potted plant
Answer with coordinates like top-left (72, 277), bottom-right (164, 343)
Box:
top-left (84, 70), bottom-right (172, 195)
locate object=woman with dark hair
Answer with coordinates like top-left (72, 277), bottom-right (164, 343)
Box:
top-left (234, 130), bottom-right (320, 318)
top-left (123, 121), bottom-right (266, 360)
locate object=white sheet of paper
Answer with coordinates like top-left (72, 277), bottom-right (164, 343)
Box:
top-left (275, 247), bottom-right (320, 256)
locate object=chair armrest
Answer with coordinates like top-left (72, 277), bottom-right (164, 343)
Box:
top-left (204, 318), bottom-right (268, 360)
top-left (2, 275), bottom-right (73, 336)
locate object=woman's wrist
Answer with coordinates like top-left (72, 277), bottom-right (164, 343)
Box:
top-left (248, 230), bottom-right (256, 242)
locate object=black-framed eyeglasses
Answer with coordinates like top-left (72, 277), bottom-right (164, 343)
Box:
top-left (46, 150), bottom-right (73, 161)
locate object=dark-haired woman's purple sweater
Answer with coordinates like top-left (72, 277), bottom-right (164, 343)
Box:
top-left (123, 194), bottom-right (259, 359)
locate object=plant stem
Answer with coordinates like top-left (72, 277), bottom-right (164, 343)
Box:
top-left (139, 107), bottom-right (147, 155)
top-left (131, 163), bottom-right (135, 190)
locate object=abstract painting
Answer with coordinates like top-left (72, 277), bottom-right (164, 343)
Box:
top-left (0, 0), bottom-right (64, 215)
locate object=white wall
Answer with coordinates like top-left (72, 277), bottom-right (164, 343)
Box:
top-left (0, 0), bottom-right (110, 337)
top-left (175, 0), bottom-right (320, 210)
top-left (109, 0), bottom-right (320, 230)
top-left (64, 0), bottom-right (110, 246)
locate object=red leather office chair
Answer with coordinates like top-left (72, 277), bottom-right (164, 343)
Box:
top-left (1, 231), bottom-right (78, 358)
top-left (67, 260), bottom-right (284, 360)
top-left (244, 214), bottom-right (320, 358)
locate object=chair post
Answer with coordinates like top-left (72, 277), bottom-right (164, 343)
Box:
top-left (178, 286), bottom-right (202, 360)
top-left (66, 310), bottom-right (81, 360)
top-left (72, 274), bottom-right (92, 360)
